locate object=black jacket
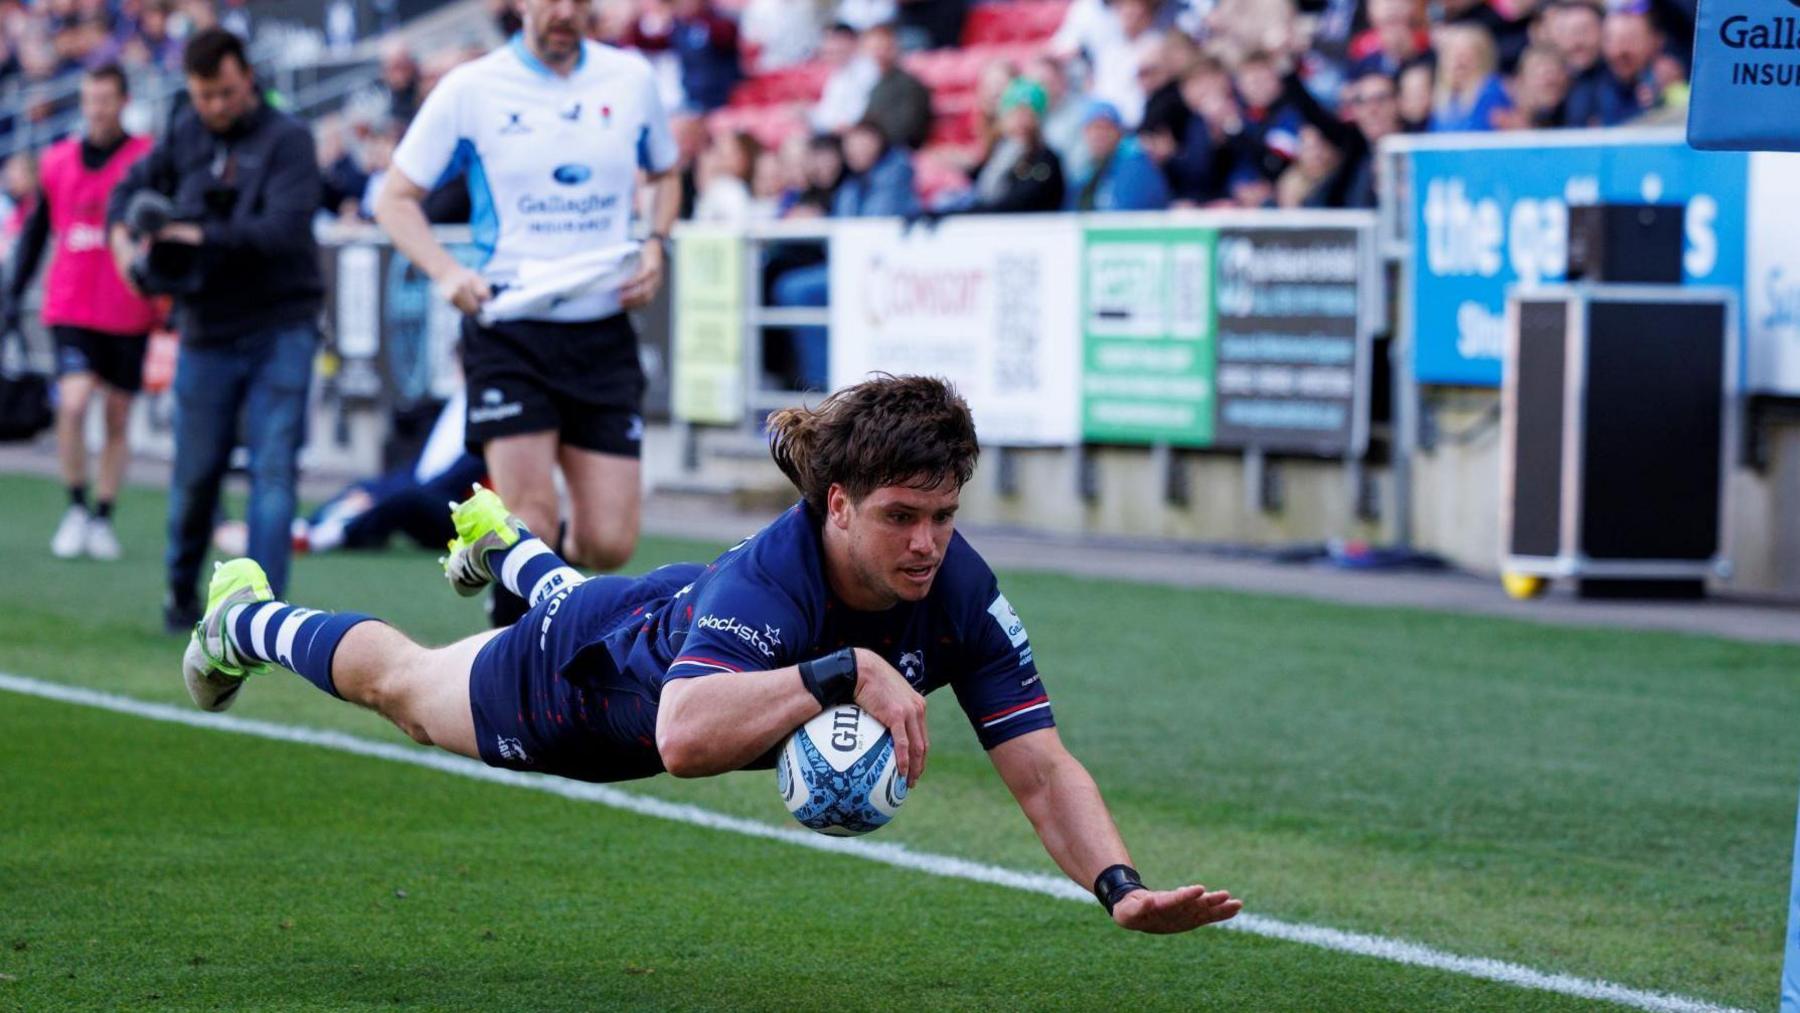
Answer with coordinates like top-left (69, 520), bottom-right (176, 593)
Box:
top-left (971, 144), bottom-right (1065, 214)
top-left (108, 100), bottom-right (322, 345)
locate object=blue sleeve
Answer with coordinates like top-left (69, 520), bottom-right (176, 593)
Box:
top-left (950, 575), bottom-right (1054, 750)
top-left (664, 563), bottom-right (810, 681)
top-left (1118, 153), bottom-right (1169, 210)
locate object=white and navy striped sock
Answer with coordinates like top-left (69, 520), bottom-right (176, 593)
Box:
top-left (225, 601), bottom-right (374, 699)
top-left (489, 537), bottom-right (585, 607)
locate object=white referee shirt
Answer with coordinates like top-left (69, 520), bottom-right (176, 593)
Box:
top-left (392, 36), bottom-right (679, 322)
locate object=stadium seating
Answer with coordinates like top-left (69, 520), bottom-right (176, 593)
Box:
top-left (705, 1), bottom-right (1066, 200)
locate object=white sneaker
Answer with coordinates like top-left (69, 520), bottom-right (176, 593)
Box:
top-left (51, 506), bottom-right (89, 559)
top-left (84, 517), bottom-right (122, 560)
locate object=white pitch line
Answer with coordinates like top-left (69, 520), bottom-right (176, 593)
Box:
top-left (0, 671), bottom-right (1748, 1013)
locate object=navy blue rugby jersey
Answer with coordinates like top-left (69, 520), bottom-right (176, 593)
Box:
top-left (594, 503), bottom-right (1053, 751)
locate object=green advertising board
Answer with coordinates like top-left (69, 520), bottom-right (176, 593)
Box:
top-left (1081, 227), bottom-right (1219, 446)
top-left (672, 231), bottom-right (745, 425)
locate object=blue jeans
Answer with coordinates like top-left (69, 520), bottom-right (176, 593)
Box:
top-left (166, 322), bottom-right (317, 603)
top-left (773, 264), bottom-right (829, 391)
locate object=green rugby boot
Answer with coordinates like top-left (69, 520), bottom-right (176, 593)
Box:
top-left (181, 558), bottom-right (274, 712)
top-left (441, 485), bottom-right (528, 598)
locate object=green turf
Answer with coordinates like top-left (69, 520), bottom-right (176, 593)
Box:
top-left (0, 474), bottom-right (1795, 1010)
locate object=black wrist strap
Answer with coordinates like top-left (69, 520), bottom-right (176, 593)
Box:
top-left (1094, 864), bottom-right (1145, 915)
top-left (798, 648), bottom-right (858, 708)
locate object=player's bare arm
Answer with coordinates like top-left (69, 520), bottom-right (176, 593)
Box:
top-left (990, 727), bottom-right (1242, 933)
top-left (620, 169), bottom-right (680, 309)
top-left (658, 647), bottom-right (928, 782)
top-left (372, 167), bottom-right (490, 315)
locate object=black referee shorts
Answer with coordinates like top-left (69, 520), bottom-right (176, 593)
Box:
top-left (460, 313), bottom-right (645, 459)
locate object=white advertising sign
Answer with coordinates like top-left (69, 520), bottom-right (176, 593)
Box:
top-left (1747, 152), bottom-right (1800, 395)
top-left (828, 217), bottom-right (1082, 445)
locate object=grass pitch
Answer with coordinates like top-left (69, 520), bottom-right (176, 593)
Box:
top-left (0, 474), bottom-right (1796, 1010)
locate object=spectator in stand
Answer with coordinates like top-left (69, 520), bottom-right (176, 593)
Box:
top-left (1026, 55), bottom-right (1090, 185)
top-left (1, 153), bottom-right (38, 252)
top-left (694, 129), bottom-right (761, 224)
top-left (1096, 0), bottom-right (1159, 127)
top-left (1549, 0), bottom-right (1607, 121)
top-left (810, 23), bottom-right (877, 133)
top-left (896, 0), bottom-right (967, 51)
top-left (787, 133), bottom-right (844, 217)
top-left (357, 126), bottom-right (398, 221)
top-left (1496, 43), bottom-right (1569, 128)
top-left (1164, 54), bottom-right (1245, 206)
top-left (1397, 58), bottom-right (1434, 130)
top-left (315, 114), bottom-right (368, 220)
top-left (1429, 23), bottom-right (1513, 131)
top-left (1225, 163), bottom-right (1274, 208)
top-left (966, 59), bottom-right (1020, 170)
top-left (741, 0), bottom-right (821, 71)
top-left (1329, 68), bottom-right (1402, 206)
top-left (968, 78), bottom-right (1064, 213)
top-left (1233, 50), bottom-right (1303, 168)
top-left (377, 40), bottom-right (420, 126)
top-left (1569, 6), bottom-right (1665, 126)
top-left (1136, 30), bottom-right (1193, 148)
top-left (861, 22), bottom-right (932, 150)
top-left (1441, 0), bottom-right (1535, 73)
top-left (626, 0), bottom-right (742, 112)
top-left (833, 119), bottom-right (918, 217)
top-left (749, 148), bottom-right (786, 219)
top-left (1066, 100), bottom-right (1167, 211)
top-left (1351, 0), bottom-right (1429, 79)
top-left (1276, 125), bottom-right (1343, 207)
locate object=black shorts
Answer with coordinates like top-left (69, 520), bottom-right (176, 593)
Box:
top-left (467, 563), bottom-right (705, 783)
top-left (460, 314), bottom-right (645, 458)
top-left (52, 326), bottom-right (149, 393)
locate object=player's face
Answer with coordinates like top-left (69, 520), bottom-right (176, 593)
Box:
top-left (523, 0), bottom-right (589, 65)
top-left (835, 481), bottom-right (959, 608)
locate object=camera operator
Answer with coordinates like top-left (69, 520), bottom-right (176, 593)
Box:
top-left (107, 27), bottom-right (323, 632)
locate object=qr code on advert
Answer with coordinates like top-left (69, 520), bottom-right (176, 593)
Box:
top-left (994, 254), bottom-right (1038, 390)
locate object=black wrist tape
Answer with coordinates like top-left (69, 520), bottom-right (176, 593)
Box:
top-left (798, 648), bottom-right (858, 708)
top-left (1094, 864), bottom-right (1145, 915)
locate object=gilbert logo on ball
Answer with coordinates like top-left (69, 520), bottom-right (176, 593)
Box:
top-left (1688, 0), bottom-right (1800, 150)
top-left (776, 705), bottom-right (907, 837)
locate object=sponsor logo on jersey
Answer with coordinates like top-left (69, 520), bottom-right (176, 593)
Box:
top-left (552, 163), bottom-right (593, 185)
top-left (987, 593), bottom-right (1028, 647)
top-left (515, 192), bottom-right (618, 216)
top-left (559, 100), bottom-right (582, 121)
top-left (695, 614), bottom-right (782, 659)
top-left (499, 111), bottom-right (530, 134)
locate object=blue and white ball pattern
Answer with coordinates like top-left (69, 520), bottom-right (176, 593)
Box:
top-left (776, 705), bottom-right (908, 836)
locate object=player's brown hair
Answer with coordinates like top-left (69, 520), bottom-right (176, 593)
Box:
top-left (766, 374), bottom-right (979, 515)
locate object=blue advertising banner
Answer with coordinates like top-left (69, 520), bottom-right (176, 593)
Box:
top-left (1689, 0), bottom-right (1800, 151)
top-left (1407, 140), bottom-right (1749, 386)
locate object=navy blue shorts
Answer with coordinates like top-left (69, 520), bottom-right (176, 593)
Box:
top-left (467, 563), bottom-right (703, 783)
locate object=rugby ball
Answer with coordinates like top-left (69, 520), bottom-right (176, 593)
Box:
top-left (776, 704), bottom-right (907, 836)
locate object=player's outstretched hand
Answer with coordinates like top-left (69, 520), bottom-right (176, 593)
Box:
top-left (1111, 885), bottom-right (1242, 934)
top-left (850, 647), bottom-right (928, 788)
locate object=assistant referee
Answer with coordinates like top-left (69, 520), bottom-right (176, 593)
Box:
top-left (375, 0), bottom-right (681, 626)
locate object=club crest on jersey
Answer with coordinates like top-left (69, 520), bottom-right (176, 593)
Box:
top-left (599, 104), bottom-right (613, 127)
top-left (899, 650), bottom-right (925, 685)
top-left (560, 100), bottom-right (582, 121)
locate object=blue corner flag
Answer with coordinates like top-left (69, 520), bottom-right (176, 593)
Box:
top-left (1689, 0), bottom-right (1800, 151)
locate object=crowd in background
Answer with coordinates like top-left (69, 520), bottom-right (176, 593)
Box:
top-left (0, 0), bottom-right (1698, 244)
